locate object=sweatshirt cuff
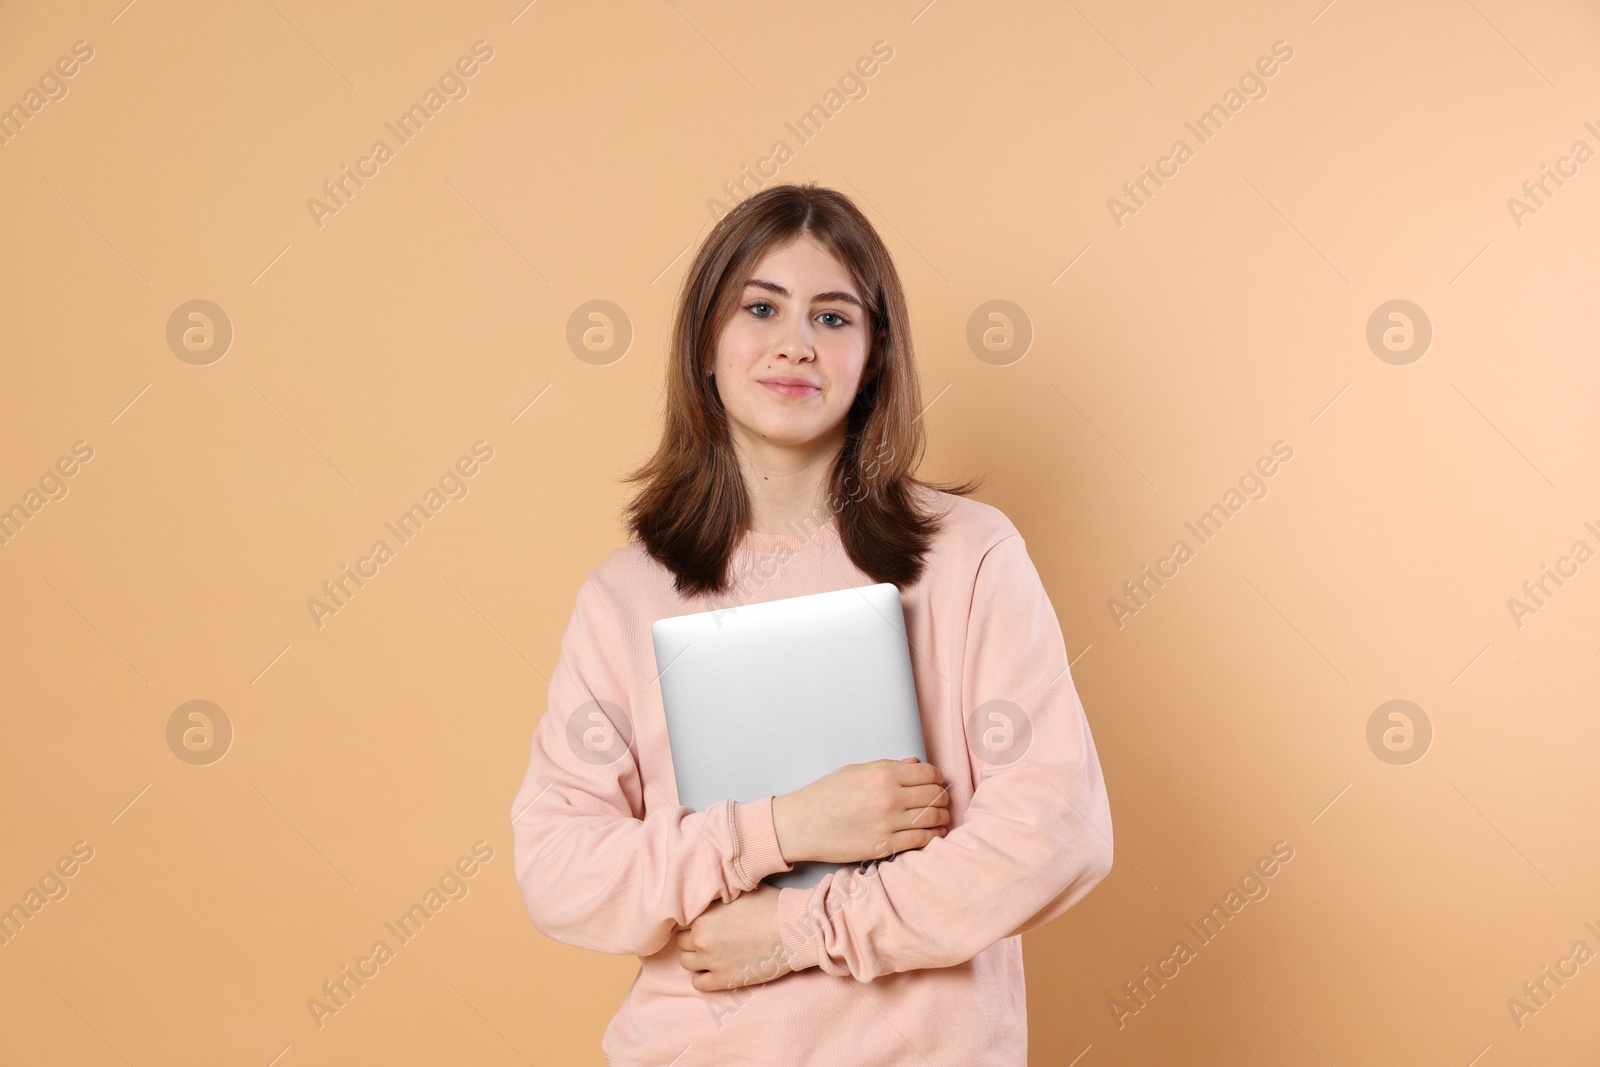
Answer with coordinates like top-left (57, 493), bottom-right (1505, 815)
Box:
top-left (730, 796), bottom-right (793, 890)
top-left (777, 886), bottom-right (822, 972)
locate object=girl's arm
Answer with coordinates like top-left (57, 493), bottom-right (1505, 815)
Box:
top-left (773, 532), bottom-right (1115, 982)
top-left (510, 572), bottom-right (796, 957)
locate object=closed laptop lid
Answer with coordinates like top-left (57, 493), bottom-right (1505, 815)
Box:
top-left (651, 581), bottom-right (927, 889)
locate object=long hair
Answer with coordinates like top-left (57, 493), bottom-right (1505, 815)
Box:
top-left (621, 182), bottom-right (983, 597)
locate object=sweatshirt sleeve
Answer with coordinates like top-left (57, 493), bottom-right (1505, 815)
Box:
top-left (773, 532), bottom-right (1114, 981)
top-left (510, 570), bottom-right (795, 957)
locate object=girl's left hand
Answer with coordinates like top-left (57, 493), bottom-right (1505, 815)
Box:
top-left (676, 883), bottom-right (793, 992)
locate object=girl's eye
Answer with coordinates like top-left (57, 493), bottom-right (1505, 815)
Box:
top-left (745, 301), bottom-right (851, 327)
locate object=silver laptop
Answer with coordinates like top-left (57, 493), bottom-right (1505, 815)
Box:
top-left (652, 582), bottom-right (927, 890)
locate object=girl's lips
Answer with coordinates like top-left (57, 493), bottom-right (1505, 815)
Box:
top-left (760, 380), bottom-right (820, 398)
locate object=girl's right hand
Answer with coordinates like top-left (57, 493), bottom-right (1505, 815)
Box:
top-left (770, 757), bottom-right (950, 865)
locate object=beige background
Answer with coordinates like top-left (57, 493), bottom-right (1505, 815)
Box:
top-left (2, 0), bottom-right (1598, 1063)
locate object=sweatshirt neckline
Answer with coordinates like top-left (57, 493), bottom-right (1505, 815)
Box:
top-left (735, 517), bottom-right (838, 556)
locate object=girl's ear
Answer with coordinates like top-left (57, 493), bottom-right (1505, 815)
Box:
top-left (861, 343), bottom-right (883, 389)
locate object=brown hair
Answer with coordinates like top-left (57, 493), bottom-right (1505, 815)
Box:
top-left (621, 182), bottom-right (983, 597)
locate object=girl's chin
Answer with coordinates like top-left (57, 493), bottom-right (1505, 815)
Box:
top-left (736, 420), bottom-right (839, 449)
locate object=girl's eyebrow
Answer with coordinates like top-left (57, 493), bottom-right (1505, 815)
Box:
top-left (743, 277), bottom-right (863, 311)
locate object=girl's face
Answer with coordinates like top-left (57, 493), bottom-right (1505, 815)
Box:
top-left (710, 234), bottom-right (877, 459)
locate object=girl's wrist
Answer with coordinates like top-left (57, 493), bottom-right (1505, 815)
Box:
top-left (770, 794), bottom-right (808, 864)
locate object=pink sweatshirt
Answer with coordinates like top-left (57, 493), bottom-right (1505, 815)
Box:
top-left (510, 486), bottom-right (1114, 1065)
